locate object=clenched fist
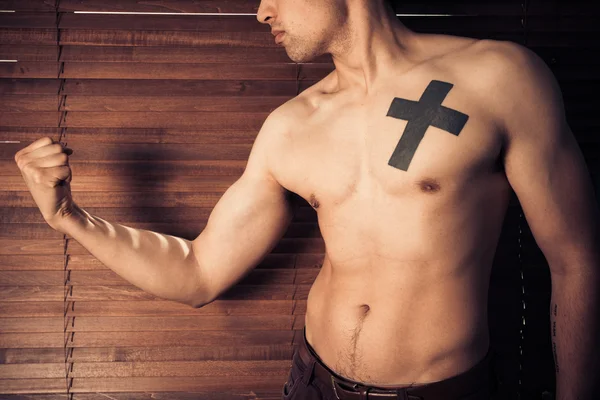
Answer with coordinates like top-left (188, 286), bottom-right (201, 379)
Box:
top-left (14, 136), bottom-right (76, 232)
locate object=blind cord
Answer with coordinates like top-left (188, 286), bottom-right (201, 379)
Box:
top-left (55, 0), bottom-right (74, 398)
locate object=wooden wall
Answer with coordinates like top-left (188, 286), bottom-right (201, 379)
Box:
top-left (0, 0), bottom-right (597, 399)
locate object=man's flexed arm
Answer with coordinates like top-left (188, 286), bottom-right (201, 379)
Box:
top-left (14, 107), bottom-right (297, 308)
top-left (14, 136), bottom-right (210, 306)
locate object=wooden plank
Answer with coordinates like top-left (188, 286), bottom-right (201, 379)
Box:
top-left (0, 347), bottom-right (64, 364)
top-left (0, 301), bottom-right (64, 317)
top-left (0, 285), bottom-right (64, 301)
top-left (0, 205), bottom-right (316, 225)
top-left (59, 62), bottom-right (331, 81)
top-left (0, 78), bottom-right (60, 95)
top-left (74, 360), bottom-right (289, 378)
top-left (0, 363), bottom-right (63, 379)
top-left (65, 299), bottom-right (298, 317)
top-left (0, 255), bottom-right (65, 271)
top-left (0, 191), bottom-right (231, 210)
top-left (0, 333), bottom-right (63, 348)
top-left (0, 175), bottom-right (238, 193)
top-left (0, 28), bottom-right (57, 45)
top-left (0, 282), bottom-right (313, 302)
top-left (0, 45), bottom-right (57, 62)
top-left (72, 268), bottom-right (317, 286)
top-left (1, 221), bottom-right (320, 241)
top-left (0, 271), bottom-right (63, 286)
top-left (59, 14), bottom-right (264, 32)
top-left (61, 315), bottom-right (294, 333)
top-left (0, 160), bottom-right (248, 178)
top-left (0, 12), bottom-right (56, 28)
top-left (0, 360), bottom-right (291, 379)
top-left (64, 329), bottom-right (296, 348)
top-left (3, 111), bottom-right (265, 129)
top-left (61, 95), bottom-right (291, 112)
top-left (0, 252), bottom-right (297, 271)
top-left (59, 30), bottom-right (276, 47)
top-left (0, 299), bottom-right (297, 318)
top-left (62, 112), bottom-right (268, 129)
top-left (1, 315), bottom-right (296, 334)
top-left (0, 268), bottom-right (318, 288)
top-left (0, 253), bottom-right (297, 271)
top-left (57, 0), bottom-right (262, 13)
top-left (58, 44), bottom-right (328, 64)
top-left (0, 61), bottom-right (332, 80)
top-left (60, 79), bottom-right (314, 96)
top-left (0, 239), bottom-right (66, 256)
top-left (0, 95), bottom-right (57, 111)
top-left (0, 344), bottom-right (293, 364)
top-left (0, 378), bottom-right (65, 394)
top-left (0, 393), bottom-right (281, 399)
top-left (67, 376), bottom-right (284, 394)
top-left (0, 1), bottom-right (56, 12)
top-left (2, 141), bottom-right (255, 160)
top-left (0, 127), bottom-right (259, 144)
top-left (65, 344), bottom-right (294, 362)
top-left (0, 111), bottom-right (59, 127)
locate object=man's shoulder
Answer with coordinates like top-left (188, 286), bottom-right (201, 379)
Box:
top-left (447, 38), bottom-right (551, 113)
top-left (461, 38), bottom-right (548, 91)
top-left (460, 38), bottom-right (561, 141)
top-left (261, 86), bottom-right (320, 137)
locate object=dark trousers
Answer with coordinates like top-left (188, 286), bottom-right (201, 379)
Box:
top-left (282, 327), bottom-right (500, 400)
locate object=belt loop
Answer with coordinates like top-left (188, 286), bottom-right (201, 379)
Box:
top-left (301, 358), bottom-right (316, 386)
top-left (397, 389), bottom-right (409, 400)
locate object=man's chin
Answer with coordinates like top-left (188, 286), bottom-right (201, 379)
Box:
top-left (286, 50), bottom-right (317, 64)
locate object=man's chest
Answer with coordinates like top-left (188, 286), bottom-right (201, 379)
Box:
top-left (274, 77), bottom-right (506, 210)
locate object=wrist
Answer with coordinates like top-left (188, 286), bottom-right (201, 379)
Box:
top-left (53, 202), bottom-right (90, 235)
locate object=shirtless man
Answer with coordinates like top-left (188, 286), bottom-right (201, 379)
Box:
top-left (14, 0), bottom-right (600, 399)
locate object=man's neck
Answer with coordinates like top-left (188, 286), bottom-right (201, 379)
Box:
top-left (329, 2), bottom-right (420, 95)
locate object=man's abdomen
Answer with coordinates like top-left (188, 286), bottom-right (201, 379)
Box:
top-left (304, 253), bottom-right (494, 387)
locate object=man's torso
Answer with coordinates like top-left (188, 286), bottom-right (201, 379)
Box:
top-left (270, 34), bottom-right (513, 387)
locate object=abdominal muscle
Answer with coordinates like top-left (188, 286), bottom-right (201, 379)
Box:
top-left (304, 253), bottom-right (492, 388)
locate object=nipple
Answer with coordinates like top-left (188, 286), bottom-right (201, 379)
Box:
top-left (309, 193), bottom-right (320, 209)
top-left (418, 178), bottom-right (441, 193)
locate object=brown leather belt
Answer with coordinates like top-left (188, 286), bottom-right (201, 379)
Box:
top-left (297, 332), bottom-right (496, 400)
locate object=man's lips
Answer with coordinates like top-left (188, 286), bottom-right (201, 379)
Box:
top-left (273, 31), bottom-right (285, 44)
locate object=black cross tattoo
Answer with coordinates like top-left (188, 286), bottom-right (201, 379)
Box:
top-left (386, 80), bottom-right (469, 171)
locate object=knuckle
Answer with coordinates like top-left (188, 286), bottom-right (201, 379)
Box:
top-left (31, 169), bottom-right (43, 184)
top-left (21, 162), bottom-right (33, 175)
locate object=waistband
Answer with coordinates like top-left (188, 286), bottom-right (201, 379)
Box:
top-left (297, 326), bottom-right (496, 400)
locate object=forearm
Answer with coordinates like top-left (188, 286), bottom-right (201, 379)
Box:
top-left (58, 202), bottom-right (207, 307)
top-left (550, 270), bottom-right (600, 400)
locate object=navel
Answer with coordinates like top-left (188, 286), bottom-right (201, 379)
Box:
top-left (359, 304), bottom-right (371, 316)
